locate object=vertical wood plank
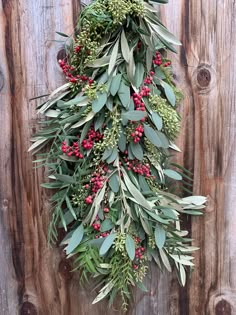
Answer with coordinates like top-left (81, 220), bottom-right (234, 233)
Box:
top-left (1, 0), bottom-right (236, 314)
top-left (162, 0), bottom-right (236, 314)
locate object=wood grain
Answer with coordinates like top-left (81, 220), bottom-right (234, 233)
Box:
top-left (162, 0), bottom-right (236, 314)
top-left (0, 0), bottom-right (235, 314)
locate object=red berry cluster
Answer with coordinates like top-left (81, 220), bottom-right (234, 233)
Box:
top-left (61, 141), bottom-right (84, 159)
top-left (131, 125), bottom-right (144, 143)
top-left (124, 158), bottom-right (151, 177)
top-left (163, 61), bottom-right (172, 67)
top-left (82, 128), bottom-right (103, 150)
top-left (92, 222), bottom-right (101, 231)
top-left (153, 51), bottom-right (163, 66)
top-left (137, 40), bottom-right (142, 50)
top-left (132, 86), bottom-right (150, 121)
top-left (58, 59), bottom-right (94, 84)
top-left (133, 246), bottom-right (145, 269)
top-left (144, 71), bottom-right (155, 85)
top-left (95, 231), bottom-right (110, 239)
top-left (85, 195), bottom-right (93, 204)
top-left (90, 172), bottom-right (106, 193)
top-left (74, 45), bottom-right (82, 53)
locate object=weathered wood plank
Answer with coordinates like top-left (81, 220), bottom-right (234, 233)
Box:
top-left (162, 0), bottom-right (236, 314)
top-left (1, 0), bottom-right (236, 314)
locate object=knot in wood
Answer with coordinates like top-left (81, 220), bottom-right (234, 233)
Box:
top-left (57, 49), bottom-right (67, 62)
top-left (193, 64), bottom-right (216, 94)
top-left (59, 259), bottom-right (73, 280)
top-left (0, 69), bottom-right (4, 92)
top-left (197, 68), bottom-right (211, 87)
top-left (215, 299), bottom-right (232, 315)
top-left (20, 302), bottom-right (37, 315)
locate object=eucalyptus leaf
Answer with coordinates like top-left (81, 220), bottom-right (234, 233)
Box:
top-left (121, 29), bottom-right (130, 63)
top-left (118, 81), bottom-right (130, 108)
top-left (122, 110), bottom-right (146, 121)
top-left (99, 233), bottom-right (117, 256)
top-left (106, 147), bottom-right (118, 164)
top-left (101, 219), bottom-right (114, 232)
top-left (134, 63), bottom-right (145, 88)
top-left (118, 133), bottom-right (127, 152)
top-left (108, 38), bottom-right (119, 75)
top-left (66, 224), bottom-right (84, 255)
top-left (162, 82), bottom-right (176, 106)
top-left (92, 93), bottom-right (108, 113)
top-left (164, 169), bottom-right (182, 181)
top-left (152, 112), bottom-right (163, 130)
top-left (125, 234), bottom-right (135, 260)
top-left (154, 224), bottom-right (166, 249)
top-left (110, 74), bottom-right (122, 96)
top-left (109, 173), bottom-right (120, 193)
top-left (130, 142), bottom-right (143, 160)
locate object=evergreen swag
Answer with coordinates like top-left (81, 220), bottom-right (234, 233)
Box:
top-left (30, 0), bottom-right (206, 311)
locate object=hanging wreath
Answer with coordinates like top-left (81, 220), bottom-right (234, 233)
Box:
top-left (30, 0), bottom-right (206, 311)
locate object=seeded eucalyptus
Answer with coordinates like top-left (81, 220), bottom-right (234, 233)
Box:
top-left (30, 0), bottom-right (206, 311)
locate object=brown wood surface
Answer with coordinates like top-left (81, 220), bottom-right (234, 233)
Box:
top-left (0, 0), bottom-right (235, 314)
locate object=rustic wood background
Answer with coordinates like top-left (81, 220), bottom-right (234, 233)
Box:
top-left (0, 0), bottom-right (235, 314)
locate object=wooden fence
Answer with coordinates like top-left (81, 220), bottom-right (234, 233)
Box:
top-left (0, 0), bottom-right (235, 314)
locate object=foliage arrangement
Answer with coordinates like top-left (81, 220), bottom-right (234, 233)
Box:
top-left (30, 0), bottom-right (206, 311)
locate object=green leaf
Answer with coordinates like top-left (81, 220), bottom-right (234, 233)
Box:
top-left (135, 63), bottom-right (145, 88)
top-left (80, 120), bottom-right (92, 143)
top-left (164, 169), bottom-right (182, 181)
top-left (109, 173), bottom-right (120, 193)
top-left (106, 147), bottom-right (118, 164)
top-left (122, 110), bottom-right (146, 121)
top-left (144, 124), bottom-right (162, 147)
top-left (102, 148), bottom-right (113, 161)
top-left (156, 131), bottom-right (169, 148)
top-left (136, 281), bottom-right (148, 292)
top-left (130, 142), bottom-right (143, 160)
top-left (41, 182), bottom-right (63, 189)
top-left (87, 55), bottom-right (111, 68)
top-left (95, 113), bottom-right (105, 131)
top-left (179, 264), bottom-right (186, 286)
top-left (121, 29), bottom-right (130, 63)
top-left (108, 38), bottom-right (119, 75)
top-left (149, 22), bottom-right (181, 46)
top-left (146, 47), bottom-right (153, 72)
top-left (99, 233), bottom-right (117, 256)
top-left (65, 196), bottom-right (77, 220)
top-left (110, 74), bottom-right (122, 96)
top-left (155, 67), bottom-right (166, 80)
top-left (154, 224), bottom-right (166, 249)
top-left (152, 112), bottom-right (163, 130)
top-left (162, 82), bottom-right (176, 106)
top-left (54, 174), bottom-right (76, 184)
top-left (65, 96), bottom-right (89, 106)
top-left (118, 81), bottom-right (130, 108)
top-left (92, 93), bottom-right (108, 113)
top-left (56, 31), bottom-right (69, 37)
top-left (118, 133), bottom-right (127, 152)
top-left (101, 219), bottom-right (114, 232)
top-left (59, 155), bottom-right (78, 162)
top-left (139, 175), bottom-right (150, 192)
top-left (106, 95), bottom-right (113, 111)
top-left (125, 234), bottom-right (135, 260)
top-left (127, 47), bottom-right (135, 84)
top-left (159, 248), bottom-right (172, 272)
top-left (66, 224), bottom-right (84, 255)
top-left (28, 138), bottom-right (48, 152)
top-left (71, 111), bottom-right (95, 129)
top-left (122, 169), bottom-right (152, 211)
